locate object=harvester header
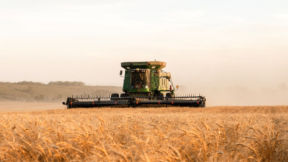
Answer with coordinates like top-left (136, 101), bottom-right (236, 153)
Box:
top-left (63, 61), bottom-right (206, 108)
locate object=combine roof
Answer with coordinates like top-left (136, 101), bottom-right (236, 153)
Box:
top-left (121, 61), bottom-right (166, 69)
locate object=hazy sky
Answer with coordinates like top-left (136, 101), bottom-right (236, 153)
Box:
top-left (1, 0), bottom-right (288, 105)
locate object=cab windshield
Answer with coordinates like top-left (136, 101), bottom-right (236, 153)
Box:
top-left (131, 69), bottom-right (150, 89)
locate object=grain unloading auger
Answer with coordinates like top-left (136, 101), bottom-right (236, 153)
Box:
top-left (63, 61), bottom-right (206, 108)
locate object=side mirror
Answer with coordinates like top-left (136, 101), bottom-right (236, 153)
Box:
top-left (120, 70), bottom-right (123, 76)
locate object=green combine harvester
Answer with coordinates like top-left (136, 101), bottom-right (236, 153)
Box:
top-left (63, 61), bottom-right (206, 108)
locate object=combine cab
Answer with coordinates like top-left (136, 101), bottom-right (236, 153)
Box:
top-left (63, 61), bottom-right (206, 108)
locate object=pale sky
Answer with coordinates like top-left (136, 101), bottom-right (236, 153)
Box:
top-left (1, 0), bottom-right (288, 105)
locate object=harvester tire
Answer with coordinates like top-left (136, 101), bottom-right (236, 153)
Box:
top-left (111, 93), bottom-right (119, 100)
top-left (120, 93), bottom-right (129, 98)
top-left (166, 93), bottom-right (172, 99)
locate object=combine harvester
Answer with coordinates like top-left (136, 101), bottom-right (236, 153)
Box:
top-left (63, 61), bottom-right (206, 108)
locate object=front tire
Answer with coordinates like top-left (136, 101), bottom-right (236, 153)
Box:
top-left (111, 93), bottom-right (119, 100)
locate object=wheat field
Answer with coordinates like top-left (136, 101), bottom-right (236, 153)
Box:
top-left (0, 105), bottom-right (287, 162)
